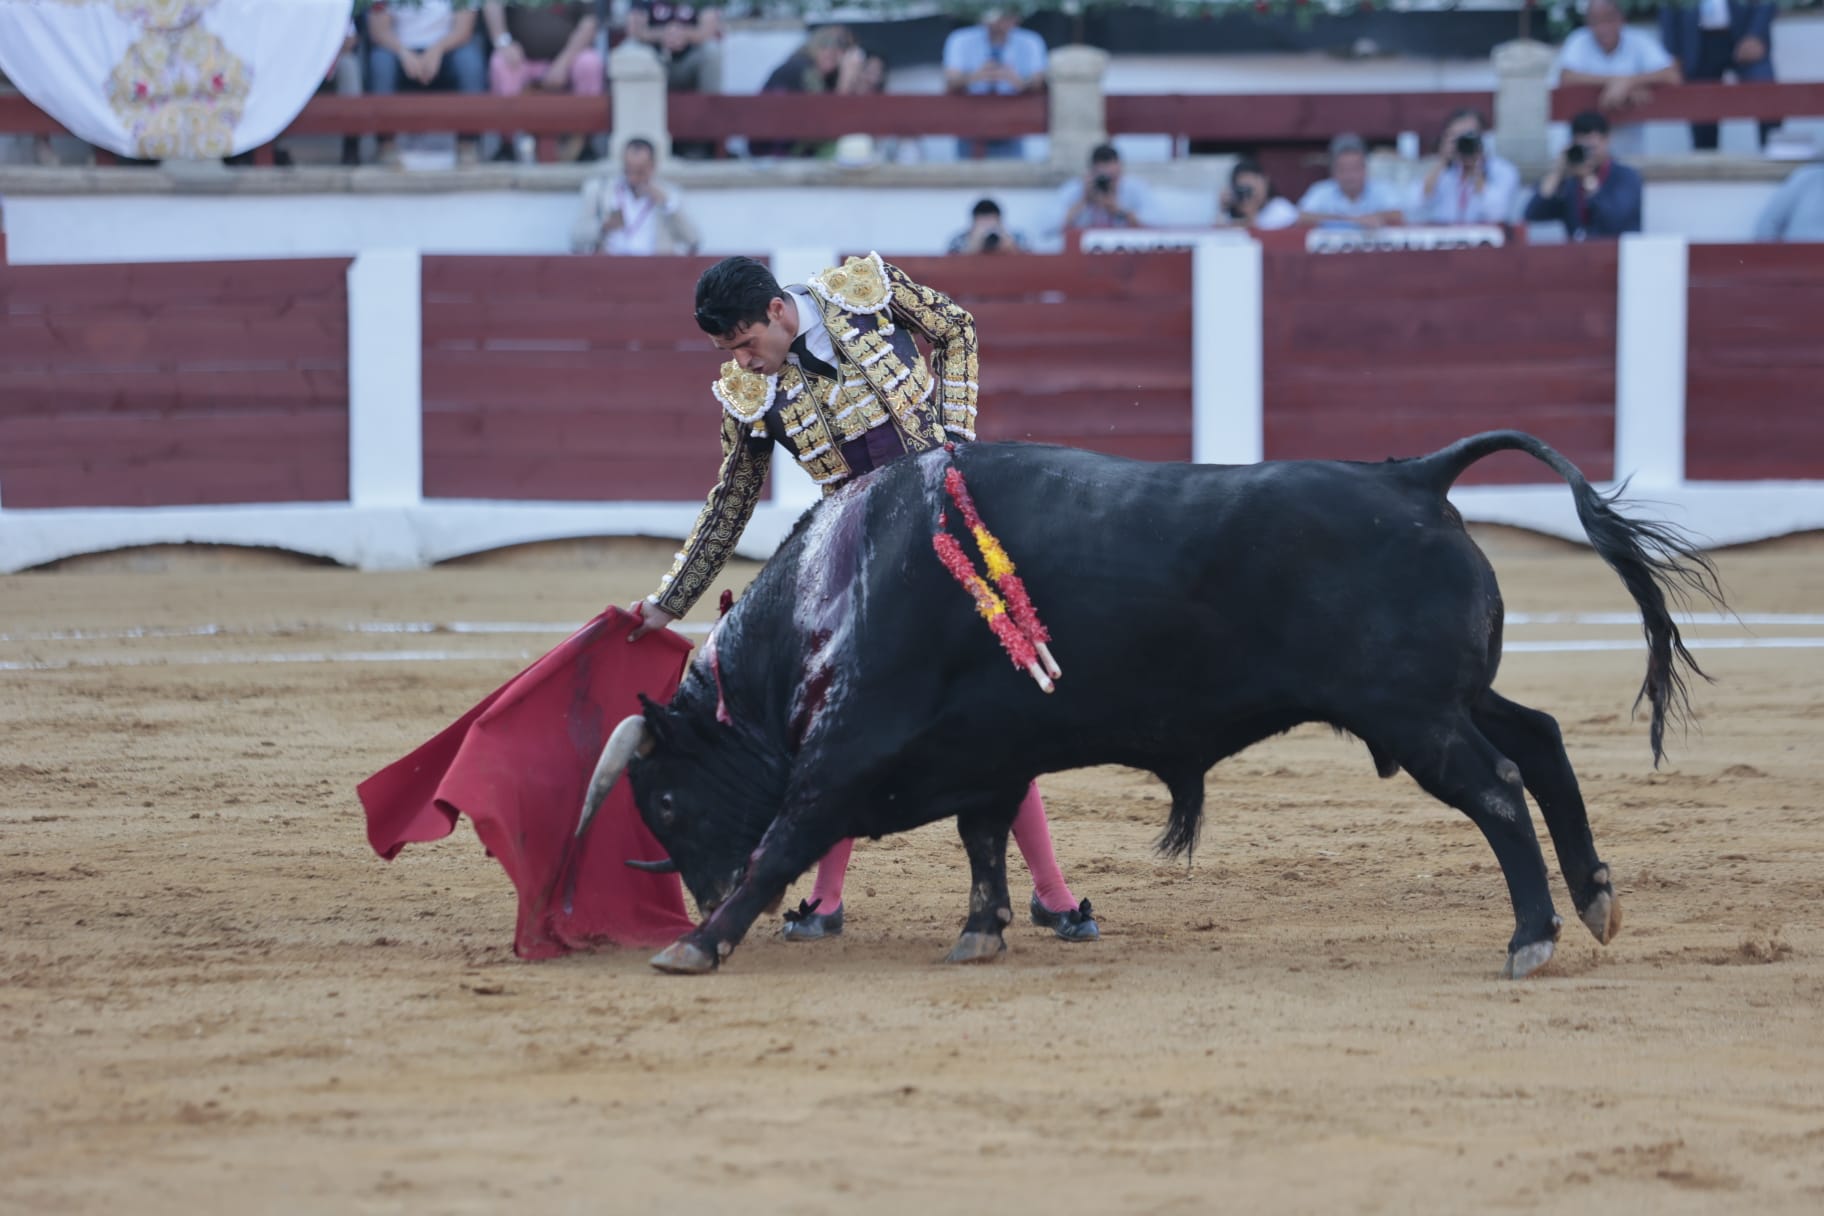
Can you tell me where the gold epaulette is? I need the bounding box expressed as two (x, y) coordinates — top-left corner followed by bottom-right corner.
(711, 359), (775, 426)
(808, 251), (891, 314)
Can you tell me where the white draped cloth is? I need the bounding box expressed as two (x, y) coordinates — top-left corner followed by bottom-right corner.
(0, 0), (353, 159)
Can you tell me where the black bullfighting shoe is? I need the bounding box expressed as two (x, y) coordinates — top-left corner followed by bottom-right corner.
(780, 899), (843, 942)
(1030, 894), (1100, 942)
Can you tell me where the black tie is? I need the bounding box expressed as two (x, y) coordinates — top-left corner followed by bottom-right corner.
(790, 332), (840, 383)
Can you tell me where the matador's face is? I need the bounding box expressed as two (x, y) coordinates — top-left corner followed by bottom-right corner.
(712, 295), (798, 377)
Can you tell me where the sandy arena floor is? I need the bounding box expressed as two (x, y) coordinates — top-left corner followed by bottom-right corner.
(2, 531), (1822, 1214)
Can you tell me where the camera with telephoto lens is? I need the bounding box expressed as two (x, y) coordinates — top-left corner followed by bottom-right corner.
(982, 230), (1003, 252)
(1093, 173), (1114, 195)
(1565, 143), (1587, 167)
(1455, 133), (1481, 160)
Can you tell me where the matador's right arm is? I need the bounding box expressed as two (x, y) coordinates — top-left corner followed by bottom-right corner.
(649, 410), (773, 618)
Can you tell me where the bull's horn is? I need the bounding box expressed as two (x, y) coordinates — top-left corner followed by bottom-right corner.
(575, 715), (653, 844)
(624, 858), (679, 874)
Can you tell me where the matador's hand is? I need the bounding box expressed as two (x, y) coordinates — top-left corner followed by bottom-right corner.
(626, 599), (680, 642)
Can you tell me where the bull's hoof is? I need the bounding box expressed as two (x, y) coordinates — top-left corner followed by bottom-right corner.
(1502, 938), (1556, 980)
(650, 939), (718, 975)
(1579, 868), (1623, 945)
(943, 932), (1007, 965)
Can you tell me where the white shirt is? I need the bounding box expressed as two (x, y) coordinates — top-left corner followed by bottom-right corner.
(1246, 197), (1300, 231)
(1699, 0), (1732, 30)
(942, 24), (1048, 95)
(784, 285), (837, 371)
(390, 0), (455, 51)
(1409, 155), (1522, 225)
(1553, 26), (1676, 79)
(602, 179), (682, 256)
(1297, 178), (1404, 226)
(1551, 28), (1672, 157)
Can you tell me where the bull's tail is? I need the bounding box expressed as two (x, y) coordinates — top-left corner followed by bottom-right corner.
(1410, 430), (1726, 765)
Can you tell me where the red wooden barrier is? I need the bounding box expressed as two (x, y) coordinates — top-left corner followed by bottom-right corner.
(669, 92), (1047, 142)
(419, 255), (750, 502)
(1263, 244), (1619, 484)
(1685, 243), (1824, 481)
(270, 93), (610, 164)
(1551, 81), (1824, 124)
(0, 259), (352, 508)
(1106, 91), (1494, 143)
(877, 253), (1194, 463)
(1105, 91), (1494, 195)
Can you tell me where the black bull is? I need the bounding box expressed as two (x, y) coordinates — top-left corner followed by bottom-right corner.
(571, 433), (1723, 978)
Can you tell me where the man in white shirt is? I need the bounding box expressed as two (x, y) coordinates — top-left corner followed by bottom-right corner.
(1297, 133), (1405, 229)
(367, 0), (488, 166)
(1552, 0), (1682, 159)
(1409, 109), (1522, 226)
(942, 8), (1047, 160)
(571, 138), (701, 256)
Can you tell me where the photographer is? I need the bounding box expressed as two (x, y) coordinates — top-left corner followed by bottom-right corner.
(1219, 159), (1299, 231)
(1410, 109), (1520, 226)
(1523, 110), (1643, 239)
(947, 198), (1029, 254)
(1051, 144), (1154, 237)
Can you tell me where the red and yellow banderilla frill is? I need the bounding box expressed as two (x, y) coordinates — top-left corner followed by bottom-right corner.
(930, 453), (1063, 693)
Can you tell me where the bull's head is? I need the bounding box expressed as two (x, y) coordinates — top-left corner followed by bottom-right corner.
(578, 694), (789, 917)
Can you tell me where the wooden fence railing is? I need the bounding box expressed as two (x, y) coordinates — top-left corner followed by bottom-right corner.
(8, 81), (1824, 168)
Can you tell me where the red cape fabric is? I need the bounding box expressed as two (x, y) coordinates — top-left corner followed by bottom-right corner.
(357, 608), (698, 959)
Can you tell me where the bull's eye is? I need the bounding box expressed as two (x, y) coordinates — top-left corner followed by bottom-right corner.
(659, 793), (675, 816)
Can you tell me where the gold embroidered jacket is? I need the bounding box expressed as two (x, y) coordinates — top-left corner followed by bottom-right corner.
(651, 252), (979, 617)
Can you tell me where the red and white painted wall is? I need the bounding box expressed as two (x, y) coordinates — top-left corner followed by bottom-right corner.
(2, 238), (1821, 573)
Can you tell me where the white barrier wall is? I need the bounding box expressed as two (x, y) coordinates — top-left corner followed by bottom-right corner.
(0, 170), (1801, 265)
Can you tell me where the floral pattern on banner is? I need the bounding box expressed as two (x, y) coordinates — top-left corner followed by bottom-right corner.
(108, 21), (251, 158)
(98, 1), (253, 159)
(0, 0), (347, 158)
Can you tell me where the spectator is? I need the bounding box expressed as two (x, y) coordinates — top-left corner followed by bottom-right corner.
(1523, 110), (1643, 239)
(1409, 109), (1521, 226)
(1297, 134), (1405, 229)
(1660, 0), (1777, 151)
(1219, 158), (1299, 231)
(571, 137), (701, 255)
(859, 49), (888, 95)
(943, 7), (1047, 161)
(1553, 0), (1681, 160)
(626, 1), (723, 94)
(483, 1), (602, 163)
(368, 0), (487, 167)
(1751, 162), (1824, 241)
(757, 26), (868, 159)
(947, 198), (1029, 254)
(763, 25), (867, 96)
(1051, 144), (1154, 237)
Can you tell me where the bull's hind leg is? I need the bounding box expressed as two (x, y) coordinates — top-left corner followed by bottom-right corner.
(944, 807), (1016, 964)
(1473, 691), (1621, 946)
(1397, 716), (1563, 979)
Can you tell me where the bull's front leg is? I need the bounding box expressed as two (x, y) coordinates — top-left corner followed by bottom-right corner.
(943, 809), (1015, 964)
(649, 815), (837, 976)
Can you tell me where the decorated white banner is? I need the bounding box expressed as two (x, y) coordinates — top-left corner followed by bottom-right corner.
(0, 0), (353, 160)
